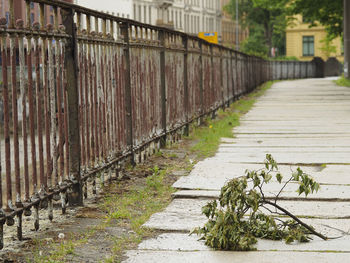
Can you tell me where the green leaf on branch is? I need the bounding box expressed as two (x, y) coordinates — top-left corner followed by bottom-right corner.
(276, 173), (283, 183)
(192, 154), (325, 251)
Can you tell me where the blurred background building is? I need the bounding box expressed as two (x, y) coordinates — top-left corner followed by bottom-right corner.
(0, 0), (73, 25)
(286, 15), (344, 61)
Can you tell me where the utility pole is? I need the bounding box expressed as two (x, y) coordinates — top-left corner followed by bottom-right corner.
(345, 0), (350, 79)
(235, 0), (239, 50)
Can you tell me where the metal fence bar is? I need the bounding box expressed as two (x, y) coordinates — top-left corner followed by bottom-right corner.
(62, 8), (82, 206)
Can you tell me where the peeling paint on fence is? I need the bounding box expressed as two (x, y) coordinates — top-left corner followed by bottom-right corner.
(0, 0), (321, 250)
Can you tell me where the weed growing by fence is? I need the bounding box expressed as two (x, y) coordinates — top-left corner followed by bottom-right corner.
(192, 154), (327, 251)
(335, 75), (350, 87)
(189, 81), (275, 158)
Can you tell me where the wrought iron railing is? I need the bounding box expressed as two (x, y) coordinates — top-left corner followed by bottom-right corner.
(0, 0), (317, 249)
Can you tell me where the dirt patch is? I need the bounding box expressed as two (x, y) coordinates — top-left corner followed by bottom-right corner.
(0, 137), (198, 263)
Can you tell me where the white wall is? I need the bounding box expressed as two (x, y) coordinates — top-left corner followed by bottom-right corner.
(75, 0), (222, 40)
(75, 0), (133, 18)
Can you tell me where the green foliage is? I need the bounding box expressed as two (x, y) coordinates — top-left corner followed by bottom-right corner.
(146, 165), (165, 191)
(189, 112), (240, 158)
(288, 0), (343, 39)
(190, 82), (274, 158)
(335, 75), (350, 87)
(240, 26), (269, 57)
(192, 154), (321, 250)
(224, 0), (291, 56)
(320, 35), (338, 57)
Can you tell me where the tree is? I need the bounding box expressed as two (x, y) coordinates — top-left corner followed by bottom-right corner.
(320, 35), (338, 57)
(224, 0), (290, 56)
(288, 0), (343, 39)
(240, 25), (269, 57)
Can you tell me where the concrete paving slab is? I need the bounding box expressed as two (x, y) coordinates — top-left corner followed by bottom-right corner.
(238, 120), (350, 126)
(173, 163), (350, 190)
(233, 134), (350, 138)
(172, 190), (220, 199)
(233, 122), (350, 128)
(261, 200), (350, 218)
(143, 211), (206, 232)
(217, 146), (350, 153)
(220, 137), (350, 147)
(125, 79), (350, 263)
(143, 198), (350, 233)
(212, 152), (350, 164)
(123, 250), (350, 263)
(137, 233), (350, 252)
(172, 182), (350, 200)
(233, 129), (350, 134)
(144, 206), (350, 236)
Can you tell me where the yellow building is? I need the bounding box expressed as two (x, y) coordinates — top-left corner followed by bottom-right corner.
(286, 15), (343, 62)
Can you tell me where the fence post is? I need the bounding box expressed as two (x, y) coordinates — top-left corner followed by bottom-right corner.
(183, 35), (189, 136)
(199, 41), (204, 123)
(120, 22), (134, 162)
(210, 45), (216, 119)
(230, 51), (234, 101)
(61, 8), (82, 206)
(345, 0), (350, 78)
(219, 48), (224, 109)
(159, 30), (167, 147)
(226, 51), (230, 105)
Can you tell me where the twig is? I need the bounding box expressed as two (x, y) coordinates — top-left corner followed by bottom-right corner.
(320, 224), (349, 239)
(263, 199), (328, 240)
(257, 185), (265, 200)
(274, 176), (293, 204)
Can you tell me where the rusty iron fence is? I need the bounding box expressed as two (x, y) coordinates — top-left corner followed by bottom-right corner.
(0, 0), (318, 249)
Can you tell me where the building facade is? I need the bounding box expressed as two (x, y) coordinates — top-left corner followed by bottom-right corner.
(74, 0), (222, 42)
(131, 0), (222, 40)
(0, 0), (73, 25)
(131, 0), (223, 41)
(74, 0), (133, 18)
(286, 15), (343, 61)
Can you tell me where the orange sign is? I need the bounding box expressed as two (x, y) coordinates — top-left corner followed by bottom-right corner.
(198, 32), (218, 44)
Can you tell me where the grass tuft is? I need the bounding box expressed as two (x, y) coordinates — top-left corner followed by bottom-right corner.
(189, 81), (275, 158)
(335, 75), (350, 87)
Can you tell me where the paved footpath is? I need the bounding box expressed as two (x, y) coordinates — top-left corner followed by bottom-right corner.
(124, 78), (350, 263)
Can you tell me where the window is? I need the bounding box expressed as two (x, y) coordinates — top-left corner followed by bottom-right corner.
(180, 12), (182, 28)
(303, 36), (314, 56)
(50, 15), (54, 25)
(149, 6), (152, 24)
(133, 4), (136, 20)
(30, 13), (34, 24)
(175, 11), (178, 28)
(30, 2), (34, 9)
(138, 5), (141, 21)
(5, 12), (9, 25)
